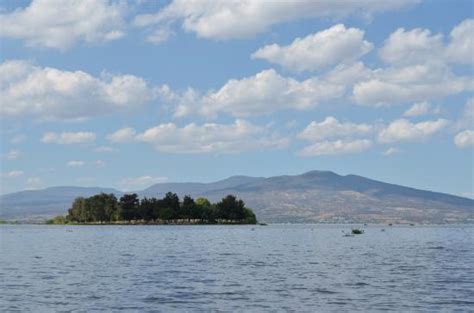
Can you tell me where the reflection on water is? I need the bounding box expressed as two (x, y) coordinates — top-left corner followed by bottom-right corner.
(1, 224), (473, 311)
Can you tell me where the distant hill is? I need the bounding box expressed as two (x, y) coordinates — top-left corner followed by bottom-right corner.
(0, 186), (122, 221)
(1, 171), (473, 223)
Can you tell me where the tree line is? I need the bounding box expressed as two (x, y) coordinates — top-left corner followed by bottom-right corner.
(64, 192), (257, 224)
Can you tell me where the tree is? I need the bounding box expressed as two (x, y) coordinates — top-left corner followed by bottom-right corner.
(217, 195), (245, 221)
(67, 197), (86, 222)
(163, 192), (180, 219)
(196, 197), (213, 222)
(119, 194), (139, 221)
(65, 192), (257, 224)
(139, 198), (156, 221)
(181, 195), (197, 221)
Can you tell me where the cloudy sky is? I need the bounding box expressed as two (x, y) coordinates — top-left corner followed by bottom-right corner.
(0, 0), (473, 196)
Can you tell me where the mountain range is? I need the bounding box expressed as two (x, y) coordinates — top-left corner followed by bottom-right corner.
(1, 170), (473, 223)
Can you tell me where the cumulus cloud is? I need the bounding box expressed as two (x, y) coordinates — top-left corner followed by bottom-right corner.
(377, 118), (449, 143)
(446, 19), (474, 64)
(0, 60), (153, 120)
(41, 132), (96, 144)
(380, 19), (474, 65)
(299, 139), (372, 156)
(134, 0), (418, 41)
(297, 117), (373, 156)
(251, 24), (373, 72)
(119, 175), (168, 191)
(454, 130), (474, 148)
(0, 0), (126, 50)
(67, 160), (85, 167)
(2, 170), (24, 178)
(171, 69), (345, 118)
(379, 27), (444, 65)
(352, 62), (473, 106)
(353, 20), (474, 106)
(403, 101), (433, 117)
(298, 117), (373, 141)
(106, 127), (137, 143)
(109, 120), (288, 154)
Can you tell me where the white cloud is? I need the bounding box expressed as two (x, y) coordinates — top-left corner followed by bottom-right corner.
(324, 62), (373, 86)
(297, 117), (373, 156)
(457, 97), (474, 130)
(353, 21), (474, 107)
(378, 118), (449, 143)
(380, 19), (474, 65)
(352, 62), (473, 106)
(134, 0), (418, 41)
(403, 101), (432, 117)
(251, 24), (373, 72)
(299, 139), (372, 156)
(26, 177), (44, 189)
(119, 175), (168, 191)
(379, 27), (443, 65)
(41, 132), (96, 144)
(4, 149), (21, 160)
(298, 117), (373, 141)
(2, 170), (24, 178)
(0, 60), (153, 120)
(446, 19), (474, 64)
(67, 160), (85, 167)
(134, 119), (288, 154)
(383, 147), (400, 156)
(171, 69), (345, 118)
(0, 0), (126, 50)
(146, 27), (174, 44)
(106, 127), (137, 143)
(454, 130), (474, 148)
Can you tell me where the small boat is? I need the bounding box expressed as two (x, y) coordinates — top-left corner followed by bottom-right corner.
(351, 228), (365, 235)
(259, 223), (268, 226)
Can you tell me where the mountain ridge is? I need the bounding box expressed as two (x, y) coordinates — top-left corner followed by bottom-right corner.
(1, 170), (472, 223)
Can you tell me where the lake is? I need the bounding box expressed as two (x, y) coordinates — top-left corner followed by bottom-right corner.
(1, 224), (473, 312)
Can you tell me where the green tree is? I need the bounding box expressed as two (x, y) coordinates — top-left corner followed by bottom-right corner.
(139, 198), (156, 221)
(119, 194), (139, 221)
(217, 195), (245, 221)
(163, 192), (180, 219)
(67, 197), (86, 222)
(181, 195), (196, 221)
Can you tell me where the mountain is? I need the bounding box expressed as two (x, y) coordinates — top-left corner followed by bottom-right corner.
(0, 186), (121, 221)
(1, 171), (472, 223)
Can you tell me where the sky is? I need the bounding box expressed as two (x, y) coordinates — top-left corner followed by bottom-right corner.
(0, 0), (473, 197)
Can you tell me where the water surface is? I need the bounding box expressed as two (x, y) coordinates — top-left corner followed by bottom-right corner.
(1, 224), (473, 312)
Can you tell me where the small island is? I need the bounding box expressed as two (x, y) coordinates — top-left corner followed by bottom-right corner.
(48, 193), (257, 225)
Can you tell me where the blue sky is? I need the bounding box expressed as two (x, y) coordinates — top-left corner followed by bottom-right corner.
(0, 0), (473, 196)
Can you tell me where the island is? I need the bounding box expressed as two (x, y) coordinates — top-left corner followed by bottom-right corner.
(47, 193), (257, 225)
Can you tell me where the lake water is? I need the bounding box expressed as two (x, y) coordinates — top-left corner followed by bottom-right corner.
(1, 224), (473, 312)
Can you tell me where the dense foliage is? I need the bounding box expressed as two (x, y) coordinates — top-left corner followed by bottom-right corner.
(65, 192), (257, 224)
